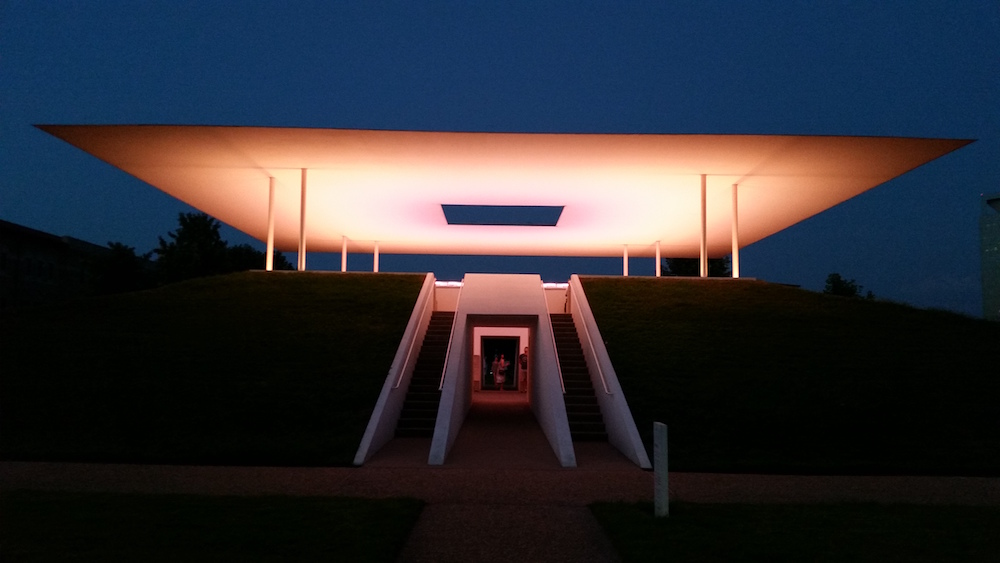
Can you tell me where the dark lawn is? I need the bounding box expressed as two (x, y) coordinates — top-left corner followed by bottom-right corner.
(1, 490), (422, 563)
(591, 501), (1000, 563)
(0, 271), (424, 466)
(581, 277), (1000, 475)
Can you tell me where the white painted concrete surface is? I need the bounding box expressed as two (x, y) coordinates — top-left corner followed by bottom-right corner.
(430, 274), (575, 467)
(434, 286), (461, 312)
(353, 273), (437, 465)
(544, 286), (568, 314)
(568, 275), (652, 469)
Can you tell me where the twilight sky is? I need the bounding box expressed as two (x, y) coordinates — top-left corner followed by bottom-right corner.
(2, 2), (997, 316)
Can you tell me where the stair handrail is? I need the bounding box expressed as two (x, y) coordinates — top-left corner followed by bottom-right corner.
(569, 280), (611, 395)
(548, 313), (567, 394)
(394, 275), (436, 389)
(438, 284), (462, 391)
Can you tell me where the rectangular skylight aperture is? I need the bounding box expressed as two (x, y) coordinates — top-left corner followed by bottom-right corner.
(442, 204), (564, 226)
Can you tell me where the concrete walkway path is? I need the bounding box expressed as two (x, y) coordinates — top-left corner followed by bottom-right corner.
(369, 396), (641, 561)
(4, 461), (998, 507)
(1, 398), (648, 562)
(3, 398), (999, 561)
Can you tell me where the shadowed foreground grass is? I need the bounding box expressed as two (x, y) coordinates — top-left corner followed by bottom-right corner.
(0, 272), (424, 466)
(582, 277), (1000, 475)
(1, 491), (422, 563)
(591, 501), (1000, 563)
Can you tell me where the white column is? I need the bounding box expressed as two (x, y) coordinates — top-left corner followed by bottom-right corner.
(655, 240), (661, 277)
(265, 176), (275, 272)
(731, 183), (740, 279)
(373, 242), (379, 273)
(341, 235), (348, 272)
(622, 245), (629, 276)
(297, 168), (307, 271)
(700, 174), (708, 278)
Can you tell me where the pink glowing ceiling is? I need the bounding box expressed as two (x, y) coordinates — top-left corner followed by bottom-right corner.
(39, 125), (970, 257)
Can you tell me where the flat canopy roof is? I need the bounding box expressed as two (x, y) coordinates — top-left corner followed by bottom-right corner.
(40, 125), (970, 257)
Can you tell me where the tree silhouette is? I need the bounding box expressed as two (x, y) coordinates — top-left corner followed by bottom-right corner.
(226, 243), (294, 272)
(154, 213), (228, 283)
(153, 213), (293, 283)
(94, 242), (154, 294)
(662, 255), (732, 277)
(824, 273), (874, 299)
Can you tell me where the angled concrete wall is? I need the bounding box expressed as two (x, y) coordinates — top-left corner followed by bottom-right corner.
(429, 273), (576, 467)
(434, 284), (462, 312)
(568, 275), (652, 469)
(544, 285), (569, 313)
(529, 308), (576, 467)
(353, 273), (436, 465)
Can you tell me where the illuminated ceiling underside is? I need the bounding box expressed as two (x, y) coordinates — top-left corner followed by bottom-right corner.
(39, 125), (970, 257)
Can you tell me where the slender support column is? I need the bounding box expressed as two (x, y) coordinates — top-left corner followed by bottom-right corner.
(373, 242), (379, 273)
(731, 183), (740, 279)
(655, 240), (661, 277)
(700, 174), (708, 278)
(297, 168), (308, 271)
(622, 245), (629, 276)
(341, 236), (348, 272)
(265, 177), (275, 272)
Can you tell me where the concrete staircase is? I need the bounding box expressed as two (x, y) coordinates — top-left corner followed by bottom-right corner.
(396, 311), (455, 437)
(550, 313), (607, 442)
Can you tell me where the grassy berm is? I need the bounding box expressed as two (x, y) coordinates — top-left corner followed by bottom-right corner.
(0, 271), (424, 466)
(582, 277), (1000, 475)
(591, 501), (1000, 563)
(2, 491), (423, 563)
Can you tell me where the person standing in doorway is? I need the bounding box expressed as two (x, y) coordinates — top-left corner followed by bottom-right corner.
(519, 347), (528, 392)
(496, 354), (507, 390)
(491, 354), (501, 390)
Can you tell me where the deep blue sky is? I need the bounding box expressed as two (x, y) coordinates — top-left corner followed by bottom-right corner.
(2, 2), (997, 316)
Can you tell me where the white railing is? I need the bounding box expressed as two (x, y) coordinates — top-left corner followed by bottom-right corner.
(547, 312), (567, 394)
(394, 275), (436, 389)
(580, 315), (611, 395)
(569, 280), (611, 395)
(438, 285), (463, 391)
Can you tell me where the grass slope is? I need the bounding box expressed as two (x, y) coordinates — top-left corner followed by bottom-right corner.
(582, 277), (1000, 475)
(2, 491), (423, 562)
(591, 501), (1000, 563)
(0, 271), (424, 466)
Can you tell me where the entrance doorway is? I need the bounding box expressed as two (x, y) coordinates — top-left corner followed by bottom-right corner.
(481, 336), (519, 391)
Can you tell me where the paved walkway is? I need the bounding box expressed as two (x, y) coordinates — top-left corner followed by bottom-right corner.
(5, 461), (998, 506)
(3, 397), (999, 561)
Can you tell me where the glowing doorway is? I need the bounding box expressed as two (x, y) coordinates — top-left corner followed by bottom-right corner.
(481, 336), (519, 391)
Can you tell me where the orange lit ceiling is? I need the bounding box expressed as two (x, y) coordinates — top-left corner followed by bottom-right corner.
(39, 125), (970, 257)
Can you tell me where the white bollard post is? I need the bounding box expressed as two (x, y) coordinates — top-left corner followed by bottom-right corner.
(654, 422), (669, 517)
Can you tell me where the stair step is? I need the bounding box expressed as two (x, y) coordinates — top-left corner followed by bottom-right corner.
(403, 391), (440, 399)
(551, 313), (608, 443)
(397, 420), (436, 430)
(570, 431), (608, 442)
(569, 422), (604, 433)
(401, 411), (438, 419)
(396, 311), (456, 437)
(395, 427), (434, 438)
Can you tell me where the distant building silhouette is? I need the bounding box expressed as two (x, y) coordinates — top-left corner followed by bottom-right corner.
(0, 219), (109, 310)
(981, 194), (1000, 321)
